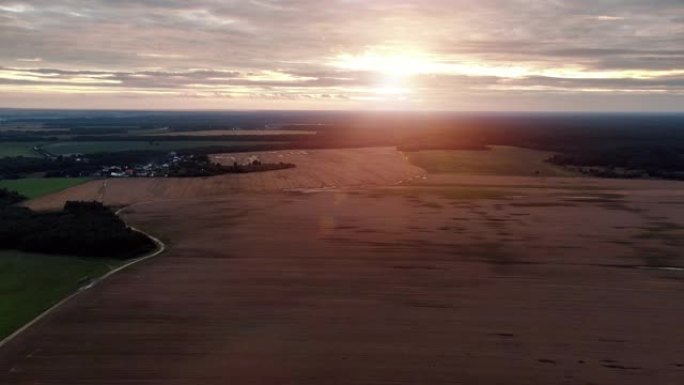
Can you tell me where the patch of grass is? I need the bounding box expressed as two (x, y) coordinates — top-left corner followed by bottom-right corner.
(559, 193), (625, 204)
(405, 146), (577, 176)
(633, 247), (679, 268)
(0, 142), (42, 158)
(0, 251), (120, 339)
(42, 140), (282, 155)
(636, 222), (684, 243)
(0, 177), (92, 199)
(626, 222), (683, 268)
(408, 181), (619, 192)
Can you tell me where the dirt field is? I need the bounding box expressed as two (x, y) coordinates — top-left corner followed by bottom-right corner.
(2, 172), (683, 384)
(26, 147), (425, 210)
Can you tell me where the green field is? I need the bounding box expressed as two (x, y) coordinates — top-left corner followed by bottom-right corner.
(406, 146), (577, 177)
(42, 140), (280, 155)
(0, 251), (119, 340)
(0, 178), (92, 199)
(0, 142), (42, 158)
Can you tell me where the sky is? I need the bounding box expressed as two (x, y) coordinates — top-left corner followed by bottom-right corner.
(0, 0), (683, 111)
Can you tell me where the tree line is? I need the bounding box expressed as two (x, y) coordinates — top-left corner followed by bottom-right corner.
(168, 154), (295, 177)
(547, 146), (684, 180)
(0, 189), (156, 259)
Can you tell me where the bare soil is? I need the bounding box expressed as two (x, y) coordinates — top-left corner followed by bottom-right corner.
(26, 147), (425, 210)
(2, 170), (683, 384)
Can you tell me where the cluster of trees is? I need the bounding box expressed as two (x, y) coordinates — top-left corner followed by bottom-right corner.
(0, 194), (155, 259)
(0, 155), (90, 178)
(548, 146), (684, 180)
(0, 187), (25, 206)
(168, 155), (295, 177)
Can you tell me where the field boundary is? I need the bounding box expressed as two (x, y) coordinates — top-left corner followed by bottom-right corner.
(0, 208), (165, 350)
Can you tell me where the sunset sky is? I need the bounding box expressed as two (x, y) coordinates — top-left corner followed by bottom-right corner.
(1, 0), (683, 111)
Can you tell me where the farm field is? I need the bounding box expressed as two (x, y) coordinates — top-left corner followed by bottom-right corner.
(405, 146), (577, 177)
(40, 140), (284, 155)
(26, 147), (426, 210)
(2, 146), (683, 384)
(25, 146), (678, 212)
(1, 176), (683, 384)
(0, 142), (41, 158)
(0, 178), (92, 199)
(0, 251), (118, 340)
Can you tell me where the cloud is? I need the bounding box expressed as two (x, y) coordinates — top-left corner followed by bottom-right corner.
(0, 0), (682, 110)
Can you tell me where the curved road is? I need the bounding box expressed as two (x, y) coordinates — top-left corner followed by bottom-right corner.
(0, 206), (166, 351)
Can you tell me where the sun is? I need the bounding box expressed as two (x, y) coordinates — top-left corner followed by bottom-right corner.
(331, 49), (440, 78)
(330, 49), (442, 101)
(330, 48), (537, 85)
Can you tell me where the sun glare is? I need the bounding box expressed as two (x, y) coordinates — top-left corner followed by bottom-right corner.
(329, 49), (438, 101)
(331, 50), (441, 78)
(329, 49), (530, 101)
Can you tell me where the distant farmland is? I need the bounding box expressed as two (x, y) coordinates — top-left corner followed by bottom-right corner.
(0, 178), (92, 200)
(151, 129), (317, 136)
(405, 146), (577, 177)
(0, 142), (42, 158)
(26, 147), (426, 210)
(41, 140), (284, 155)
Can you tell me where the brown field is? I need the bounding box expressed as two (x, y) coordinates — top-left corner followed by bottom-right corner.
(2, 147), (684, 384)
(26, 147), (425, 210)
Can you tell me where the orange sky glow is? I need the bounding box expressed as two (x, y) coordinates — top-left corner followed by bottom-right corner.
(1, 1), (682, 111)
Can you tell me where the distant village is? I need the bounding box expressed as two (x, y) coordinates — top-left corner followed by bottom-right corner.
(97, 152), (290, 178)
(100, 151), (183, 178)
(25, 144), (294, 179)
(33, 147), (196, 178)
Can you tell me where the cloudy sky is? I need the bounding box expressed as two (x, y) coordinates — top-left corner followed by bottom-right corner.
(0, 0), (683, 111)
